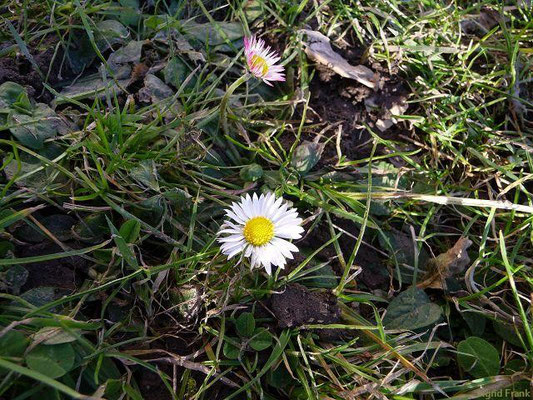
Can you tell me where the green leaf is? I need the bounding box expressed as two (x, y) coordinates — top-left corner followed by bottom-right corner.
(129, 159), (160, 191)
(13, 91), (32, 111)
(163, 57), (189, 89)
(0, 81), (26, 109)
(94, 20), (129, 49)
(223, 341), (240, 360)
(244, 0), (264, 22)
(8, 104), (64, 150)
(0, 241), (15, 258)
(457, 337), (500, 378)
(225, 330), (291, 400)
(492, 320), (524, 347)
(306, 263), (338, 289)
(240, 163), (263, 182)
(73, 213), (110, 243)
(26, 343), (75, 379)
(106, 216), (139, 270)
(14, 215), (76, 243)
(382, 287), (441, 330)
(33, 327), (81, 345)
(0, 330), (28, 357)
(235, 312), (255, 337)
(462, 312), (486, 336)
(118, 0), (140, 26)
(379, 229), (430, 282)
(250, 328), (272, 351)
(57, 70), (130, 103)
(119, 219), (141, 243)
(19, 287), (69, 309)
(291, 141), (324, 174)
(183, 21), (243, 46)
(4, 265), (29, 294)
(108, 40), (143, 65)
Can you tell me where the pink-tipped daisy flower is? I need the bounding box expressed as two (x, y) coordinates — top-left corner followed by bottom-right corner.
(243, 35), (285, 86)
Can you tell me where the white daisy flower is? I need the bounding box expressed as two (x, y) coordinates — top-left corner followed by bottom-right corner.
(218, 193), (303, 275)
(243, 35), (285, 86)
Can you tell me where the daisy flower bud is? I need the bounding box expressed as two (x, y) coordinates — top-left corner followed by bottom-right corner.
(218, 193), (303, 275)
(243, 35), (285, 86)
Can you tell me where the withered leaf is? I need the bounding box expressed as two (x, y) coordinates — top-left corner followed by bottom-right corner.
(299, 29), (379, 89)
(418, 237), (472, 290)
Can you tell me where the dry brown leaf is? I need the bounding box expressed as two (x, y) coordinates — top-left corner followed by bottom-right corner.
(300, 29), (380, 89)
(418, 237), (472, 290)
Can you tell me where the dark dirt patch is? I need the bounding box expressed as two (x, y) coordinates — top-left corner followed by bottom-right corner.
(0, 37), (72, 103)
(271, 283), (341, 340)
(18, 242), (89, 291)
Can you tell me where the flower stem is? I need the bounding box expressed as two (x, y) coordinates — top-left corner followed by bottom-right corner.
(219, 74), (251, 162)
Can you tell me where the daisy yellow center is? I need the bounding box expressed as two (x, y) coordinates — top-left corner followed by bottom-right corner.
(250, 54), (269, 77)
(243, 216), (274, 246)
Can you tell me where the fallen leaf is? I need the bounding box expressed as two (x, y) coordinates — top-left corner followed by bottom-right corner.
(300, 29), (379, 89)
(418, 237), (472, 290)
(138, 74), (174, 103)
(108, 40), (144, 65)
(364, 91), (408, 132)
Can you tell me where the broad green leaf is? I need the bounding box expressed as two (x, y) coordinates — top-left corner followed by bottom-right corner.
(182, 21), (243, 46)
(108, 40), (143, 65)
(223, 341), (240, 360)
(457, 337), (500, 378)
(250, 328), (272, 351)
(95, 20), (129, 49)
(382, 287), (441, 330)
(16, 215), (76, 243)
(291, 141), (324, 174)
(164, 57), (189, 89)
(379, 229), (430, 282)
(73, 213), (110, 243)
(118, 0), (141, 26)
(235, 312), (255, 337)
(225, 329), (291, 400)
(0, 81), (26, 109)
(26, 343), (75, 379)
(119, 219), (141, 243)
(8, 104), (63, 150)
(33, 327), (81, 345)
(169, 285), (200, 319)
(19, 287), (69, 309)
(462, 312), (486, 336)
(0, 330), (28, 357)
(492, 320), (524, 347)
(57, 71), (130, 103)
(129, 159), (160, 191)
(306, 263), (338, 289)
(240, 163), (263, 182)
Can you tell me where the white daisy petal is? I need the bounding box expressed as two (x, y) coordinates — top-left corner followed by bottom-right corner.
(275, 225), (304, 240)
